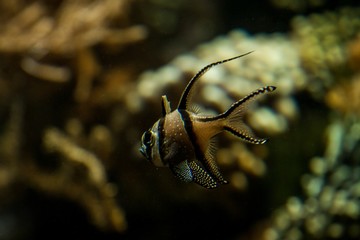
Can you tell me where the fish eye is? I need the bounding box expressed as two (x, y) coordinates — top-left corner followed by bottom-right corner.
(140, 130), (154, 160)
(142, 130), (153, 145)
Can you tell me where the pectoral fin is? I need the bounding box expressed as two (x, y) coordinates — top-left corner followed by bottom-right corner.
(170, 161), (193, 183)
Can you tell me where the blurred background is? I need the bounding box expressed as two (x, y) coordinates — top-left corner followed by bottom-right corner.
(0, 0), (359, 239)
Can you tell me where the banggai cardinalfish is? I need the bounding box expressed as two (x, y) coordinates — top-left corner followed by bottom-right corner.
(140, 52), (276, 189)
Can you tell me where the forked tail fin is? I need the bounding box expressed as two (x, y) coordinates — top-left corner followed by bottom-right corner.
(221, 86), (276, 144)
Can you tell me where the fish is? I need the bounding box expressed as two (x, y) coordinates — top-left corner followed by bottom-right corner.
(139, 52), (276, 189)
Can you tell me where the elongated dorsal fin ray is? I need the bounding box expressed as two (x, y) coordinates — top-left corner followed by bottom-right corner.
(177, 51), (254, 110)
(161, 95), (171, 116)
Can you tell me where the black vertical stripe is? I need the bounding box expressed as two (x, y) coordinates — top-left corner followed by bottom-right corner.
(178, 110), (205, 163)
(157, 117), (166, 163)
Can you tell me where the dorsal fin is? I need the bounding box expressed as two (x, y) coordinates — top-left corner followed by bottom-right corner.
(161, 95), (171, 116)
(177, 51), (253, 110)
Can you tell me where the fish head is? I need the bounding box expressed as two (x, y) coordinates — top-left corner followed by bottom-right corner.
(139, 120), (163, 166)
(139, 129), (153, 160)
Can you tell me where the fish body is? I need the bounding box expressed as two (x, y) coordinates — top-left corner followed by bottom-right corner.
(140, 52), (276, 188)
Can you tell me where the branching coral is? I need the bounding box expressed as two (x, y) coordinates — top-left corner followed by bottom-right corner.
(0, 101), (127, 232)
(292, 7), (360, 95)
(325, 75), (360, 116)
(325, 37), (360, 116)
(0, 0), (147, 234)
(0, 0), (147, 101)
(0, 0), (146, 55)
(34, 127), (126, 231)
(263, 121), (360, 240)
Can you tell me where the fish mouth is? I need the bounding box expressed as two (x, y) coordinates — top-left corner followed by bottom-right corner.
(139, 146), (148, 159)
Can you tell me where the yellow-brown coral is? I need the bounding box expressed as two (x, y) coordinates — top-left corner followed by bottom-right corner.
(292, 7), (360, 91)
(325, 76), (360, 116)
